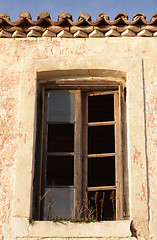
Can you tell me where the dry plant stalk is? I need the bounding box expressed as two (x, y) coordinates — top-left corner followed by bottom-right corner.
(88, 199), (91, 211)
(110, 190), (115, 220)
(87, 200), (95, 219)
(76, 204), (84, 219)
(94, 191), (98, 220)
(100, 191), (105, 220)
(87, 200), (94, 218)
(40, 188), (50, 201)
(91, 191), (98, 220)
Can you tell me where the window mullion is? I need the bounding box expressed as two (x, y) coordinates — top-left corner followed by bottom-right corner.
(82, 92), (88, 216)
(114, 90), (123, 220)
(121, 85), (129, 219)
(74, 90), (83, 218)
(39, 88), (48, 220)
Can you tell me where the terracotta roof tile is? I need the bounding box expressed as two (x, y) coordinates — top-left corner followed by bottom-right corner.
(0, 11), (157, 38)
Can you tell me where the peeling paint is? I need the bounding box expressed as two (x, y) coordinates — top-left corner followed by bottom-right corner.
(136, 184), (147, 202)
(133, 146), (143, 169)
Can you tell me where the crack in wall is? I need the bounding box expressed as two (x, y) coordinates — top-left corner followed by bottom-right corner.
(142, 59), (150, 233)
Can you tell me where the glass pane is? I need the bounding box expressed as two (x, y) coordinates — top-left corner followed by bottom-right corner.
(88, 125), (115, 154)
(46, 156), (74, 186)
(88, 190), (116, 221)
(88, 157), (115, 187)
(88, 94), (114, 122)
(44, 187), (74, 220)
(47, 124), (74, 152)
(47, 91), (75, 122)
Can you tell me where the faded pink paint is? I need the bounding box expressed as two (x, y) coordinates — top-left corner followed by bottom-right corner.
(0, 41), (22, 238)
(136, 184), (147, 202)
(146, 91), (157, 132)
(28, 84), (35, 96)
(52, 40), (61, 47)
(24, 133), (27, 144)
(18, 121), (28, 144)
(141, 184), (146, 201)
(133, 146), (143, 169)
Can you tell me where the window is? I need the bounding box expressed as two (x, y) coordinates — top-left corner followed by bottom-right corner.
(33, 82), (125, 221)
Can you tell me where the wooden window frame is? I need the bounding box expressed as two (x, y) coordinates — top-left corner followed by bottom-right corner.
(81, 90), (123, 220)
(33, 79), (126, 221)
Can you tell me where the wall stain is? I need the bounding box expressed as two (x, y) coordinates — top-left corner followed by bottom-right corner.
(133, 146), (143, 169)
(136, 184), (147, 202)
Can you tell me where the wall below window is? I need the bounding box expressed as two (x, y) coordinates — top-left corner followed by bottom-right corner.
(0, 37), (156, 240)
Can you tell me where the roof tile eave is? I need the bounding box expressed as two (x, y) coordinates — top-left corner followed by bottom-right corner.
(0, 12), (157, 38)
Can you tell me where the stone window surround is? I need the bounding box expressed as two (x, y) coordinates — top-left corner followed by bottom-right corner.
(11, 56), (148, 239)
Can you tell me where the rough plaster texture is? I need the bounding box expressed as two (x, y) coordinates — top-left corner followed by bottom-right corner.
(0, 37), (156, 240)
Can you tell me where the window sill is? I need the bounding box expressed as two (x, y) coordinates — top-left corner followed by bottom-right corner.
(13, 217), (131, 238)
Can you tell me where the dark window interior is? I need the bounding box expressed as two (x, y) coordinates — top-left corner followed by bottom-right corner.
(88, 94), (114, 122)
(46, 156), (74, 186)
(88, 157), (115, 187)
(88, 125), (115, 154)
(47, 124), (74, 152)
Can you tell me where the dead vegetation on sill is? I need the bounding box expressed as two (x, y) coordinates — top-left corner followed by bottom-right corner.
(52, 216), (97, 223)
(28, 216), (97, 225)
